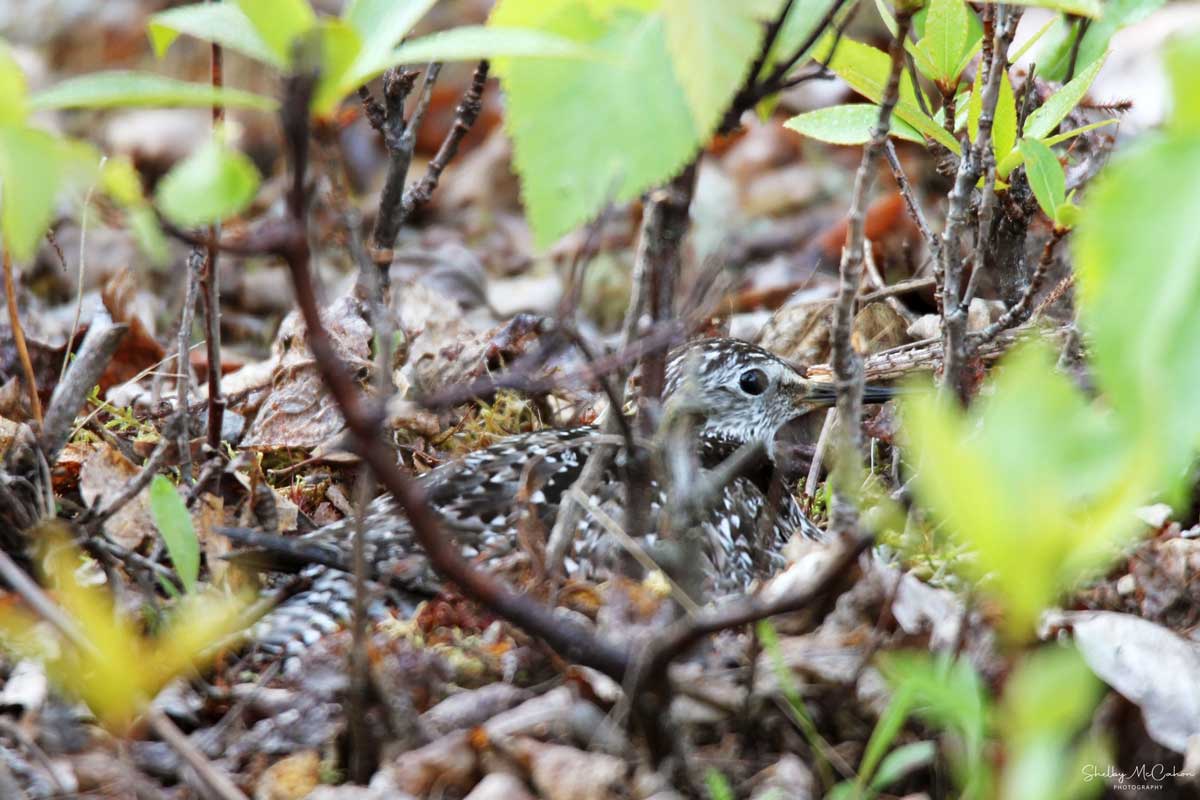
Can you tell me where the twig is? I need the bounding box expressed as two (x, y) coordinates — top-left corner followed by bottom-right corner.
(146, 707), (249, 800)
(396, 61), (489, 223)
(202, 7), (226, 455)
(3, 250), (42, 424)
(805, 408), (837, 498)
(0, 545), (94, 656)
(369, 64), (427, 258)
(883, 141), (939, 264)
(1064, 17), (1091, 84)
(176, 249), (202, 484)
(40, 320), (129, 464)
(828, 10), (913, 536)
(939, 5), (1021, 401)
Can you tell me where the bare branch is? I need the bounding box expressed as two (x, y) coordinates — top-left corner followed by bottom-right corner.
(829, 10), (913, 536)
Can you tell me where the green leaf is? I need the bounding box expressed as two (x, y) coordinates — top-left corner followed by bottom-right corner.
(101, 158), (169, 266)
(1037, 0), (1164, 81)
(903, 343), (1152, 641)
(234, 0), (315, 66)
(813, 35), (961, 153)
(1019, 138), (1065, 223)
(999, 646), (1106, 799)
(490, 0), (700, 247)
(1074, 127), (1200, 486)
(662, 0), (774, 136)
(148, 475), (199, 592)
(155, 139), (260, 227)
(784, 103), (925, 145)
(148, 3), (282, 67)
(967, 67), (1017, 160)
(384, 26), (594, 72)
(0, 129), (96, 261)
(311, 19), (363, 118)
(1040, 117), (1118, 147)
(0, 44), (29, 125)
(871, 741), (936, 790)
(878, 651), (990, 792)
(30, 71), (277, 111)
(703, 769), (735, 800)
(1024, 55), (1105, 140)
(917, 0), (970, 84)
(344, 0), (437, 85)
(976, 0), (1101, 17)
(858, 685), (916, 789)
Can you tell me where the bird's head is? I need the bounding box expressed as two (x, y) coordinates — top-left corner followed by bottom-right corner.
(663, 338), (890, 457)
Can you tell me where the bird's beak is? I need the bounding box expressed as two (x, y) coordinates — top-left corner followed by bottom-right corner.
(799, 380), (896, 407)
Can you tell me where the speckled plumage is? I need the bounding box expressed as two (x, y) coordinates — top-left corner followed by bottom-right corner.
(252, 338), (834, 663)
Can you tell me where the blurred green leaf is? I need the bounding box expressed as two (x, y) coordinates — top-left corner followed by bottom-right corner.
(813, 35), (961, 153)
(916, 0), (971, 84)
(661, 0), (775, 136)
(101, 158), (169, 265)
(1019, 138), (1066, 223)
(1074, 90), (1200, 486)
(1024, 55), (1105, 140)
(872, 741), (936, 790)
(148, 3), (281, 66)
(30, 71), (277, 111)
(858, 684), (916, 791)
(235, 0), (315, 66)
(0, 129), (96, 262)
(149, 475), (199, 592)
(784, 103), (925, 145)
(878, 651), (990, 795)
(0, 44), (29, 125)
(490, 0), (699, 247)
(387, 26), (594, 69)
(1041, 118), (1118, 147)
(1037, 0), (1164, 81)
(311, 18), (363, 117)
(904, 343), (1152, 641)
(155, 138), (260, 227)
(999, 646), (1106, 800)
(704, 769), (735, 800)
(1166, 34), (1200, 132)
(344, 0), (437, 84)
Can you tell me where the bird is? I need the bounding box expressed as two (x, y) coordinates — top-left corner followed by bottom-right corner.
(242, 337), (893, 663)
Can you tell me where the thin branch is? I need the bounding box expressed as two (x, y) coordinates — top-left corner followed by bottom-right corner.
(939, 4), (1021, 401)
(176, 249), (202, 485)
(86, 416), (181, 528)
(369, 65), (425, 258)
(3, 251), (42, 424)
(883, 140), (939, 264)
(202, 6), (225, 455)
(146, 707), (249, 800)
(828, 10), (913, 536)
(396, 61), (489, 222)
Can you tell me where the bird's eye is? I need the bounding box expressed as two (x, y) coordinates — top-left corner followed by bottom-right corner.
(738, 368), (768, 396)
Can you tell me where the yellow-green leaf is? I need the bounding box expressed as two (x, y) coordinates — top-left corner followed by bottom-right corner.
(1019, 137), (1065, 223)
(149, 475), (200, 592)
(234, 0), (315, 66)
(148, 3), (281, 67)
(1024, 55), (1106, 140)
(155, 139), (260, 227)
(30, 71), (277, 111)
(784, 103), (925, 145)
(0, 44), (29, 125)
